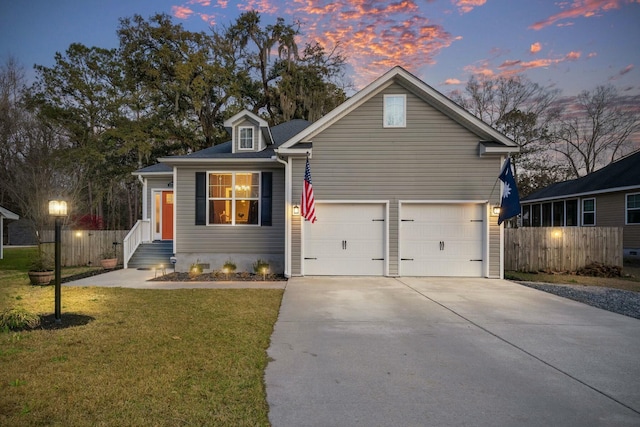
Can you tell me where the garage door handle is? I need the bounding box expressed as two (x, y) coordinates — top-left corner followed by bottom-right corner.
(372, 258), (384, 261)
(470, 259), (483, 262)
(304, 257), (317, 260)
(401, 258), (414, 261)
(401, 219), (414, 222)
(470, 219), (483, 222)
(372, 219), (385, 222)
(439, 241), (444, 250)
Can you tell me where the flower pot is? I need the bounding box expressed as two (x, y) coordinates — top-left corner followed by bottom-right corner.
(100, 258), (117, 269)
(28, 270), (54, 286)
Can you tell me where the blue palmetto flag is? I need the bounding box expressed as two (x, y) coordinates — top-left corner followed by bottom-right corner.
(498, 157), (521, 225)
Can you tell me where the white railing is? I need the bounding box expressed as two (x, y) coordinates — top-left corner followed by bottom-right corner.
(123, 219), (150, 268)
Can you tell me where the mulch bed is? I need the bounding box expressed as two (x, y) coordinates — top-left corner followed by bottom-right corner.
(150, 272), (287, 282)
(38, 313), (95, 330)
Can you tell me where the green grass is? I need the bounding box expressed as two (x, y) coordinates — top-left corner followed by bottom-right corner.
(0, 247), (38, 271)
(0, 247), (282, 426)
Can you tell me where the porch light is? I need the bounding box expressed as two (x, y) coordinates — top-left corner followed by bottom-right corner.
(492, 205), (501, 216)
(292, 205), (300, 216)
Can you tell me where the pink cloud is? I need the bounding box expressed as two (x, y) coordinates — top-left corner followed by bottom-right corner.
(289, 0), (461, 86)
(237, 0), (279, 13)
(189, 0), (211, 5)
(454, 0), (487, 14)
(200, 13), (217, 25)
(444, 78), (462, 85)
(530, 42), (542, 54)
(530, 0), (633, 30)
(609, 64), (635, 80)
(472, 51), (584, 78)
(172, 5), (194, 19)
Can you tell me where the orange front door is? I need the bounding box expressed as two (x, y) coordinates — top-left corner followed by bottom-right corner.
(161, 191), (174, 240)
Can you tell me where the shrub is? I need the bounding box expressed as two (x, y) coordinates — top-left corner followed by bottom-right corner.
(253, 259), (270, 275)
(189, 260), (203, 278)
(0, 308), (41, 331)
(223, 260), (237, 272)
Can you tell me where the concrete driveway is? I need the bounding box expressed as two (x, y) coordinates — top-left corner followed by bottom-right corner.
(265, 277), (640, 427)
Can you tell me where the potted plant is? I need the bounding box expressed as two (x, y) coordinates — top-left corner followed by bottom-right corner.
(100, 249), (118, 269)
(28, 249), (54, 286)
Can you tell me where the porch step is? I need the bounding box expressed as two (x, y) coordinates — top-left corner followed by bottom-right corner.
(128, 241), (174, 269)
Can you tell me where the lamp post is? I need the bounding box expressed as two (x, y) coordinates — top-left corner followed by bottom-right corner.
(49, 199), (68, 324)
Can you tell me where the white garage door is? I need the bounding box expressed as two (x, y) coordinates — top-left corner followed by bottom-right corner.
(304, 203), (386, 275)
(400, 204), (484, 277)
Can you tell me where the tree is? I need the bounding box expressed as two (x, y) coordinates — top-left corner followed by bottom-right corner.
(450, 75), (560, 180)
(275, 42), (348, 122)
(27, 43), (126, 226)
(0, 58), (72, 241)
(118, 13), (234, 149)
(548, 85), (640, 177)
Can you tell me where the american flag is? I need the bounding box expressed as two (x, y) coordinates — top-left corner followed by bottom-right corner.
(302, 157), (317, 223)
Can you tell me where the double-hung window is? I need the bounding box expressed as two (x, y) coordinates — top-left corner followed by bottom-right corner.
(627, 193), (640, 224)
(239, 127), (254, 150)
(383, 94), (406, 128)
(208, 172), (260, 225)
(582, 198), (595, 226)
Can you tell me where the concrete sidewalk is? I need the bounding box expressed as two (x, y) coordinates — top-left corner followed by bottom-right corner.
(63, 268), (287, 289)
(265, 277), (640, 427)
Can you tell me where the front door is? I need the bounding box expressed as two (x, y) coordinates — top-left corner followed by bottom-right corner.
(153, 190), (174, 240)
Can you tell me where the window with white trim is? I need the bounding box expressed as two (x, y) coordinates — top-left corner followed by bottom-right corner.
(208, 172), (260, 225)
(239, 127), (254, 150)
(582, 198), (595, 226)
(383, 94), (406, 128)
(627, 193), (640, 224)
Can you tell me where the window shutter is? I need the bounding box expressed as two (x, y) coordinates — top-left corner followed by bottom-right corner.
(261, 172), (272, 226)
(195, 172), (206, 225)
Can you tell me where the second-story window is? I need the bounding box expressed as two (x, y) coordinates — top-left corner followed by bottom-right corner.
(239, 127), (254, 150)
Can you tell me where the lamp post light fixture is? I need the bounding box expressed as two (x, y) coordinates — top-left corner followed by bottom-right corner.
(49, 198), (68, 324)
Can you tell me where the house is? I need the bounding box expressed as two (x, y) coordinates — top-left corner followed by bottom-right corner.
(0, 205), (19, 259)
(520, 150), (640, 258)
(129, 66), (519, 278)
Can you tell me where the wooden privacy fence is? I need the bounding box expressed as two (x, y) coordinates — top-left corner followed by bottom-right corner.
(40, 230), (128, 267)
(505, 227), (623, 272)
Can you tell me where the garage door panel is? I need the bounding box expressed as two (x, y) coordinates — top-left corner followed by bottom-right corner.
(304, 203), (385, 276)
(400, 204), (484, 277)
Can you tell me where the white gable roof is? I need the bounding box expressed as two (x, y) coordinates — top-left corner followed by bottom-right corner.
(277, 66), (518, 151)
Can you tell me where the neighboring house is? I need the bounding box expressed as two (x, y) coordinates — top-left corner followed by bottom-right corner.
(520, 150), (640, 257)
(0, 205), (19, 259)
(131, 66), (518, 278)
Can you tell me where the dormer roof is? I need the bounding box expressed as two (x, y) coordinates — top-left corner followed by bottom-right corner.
(223, 110), (274, 146)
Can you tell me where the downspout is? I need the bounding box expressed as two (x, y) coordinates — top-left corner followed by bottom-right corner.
(274, 154), (291, 278)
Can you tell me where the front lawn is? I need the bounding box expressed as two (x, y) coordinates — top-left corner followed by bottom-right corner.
(0, 247), (282, 426)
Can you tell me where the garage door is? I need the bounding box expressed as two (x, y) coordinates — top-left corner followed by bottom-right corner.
(304, 203), (386, 275)
(400, 204), (484, 277)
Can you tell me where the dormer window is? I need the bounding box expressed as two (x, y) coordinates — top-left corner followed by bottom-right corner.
(239, 126), (254, 150)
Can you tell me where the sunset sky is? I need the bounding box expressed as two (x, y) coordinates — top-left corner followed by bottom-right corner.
(1, 0), (639, 98)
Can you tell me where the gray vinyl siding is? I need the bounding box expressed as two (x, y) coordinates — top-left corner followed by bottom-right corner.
(596, 192), (640, 249)
(292, 82), (504, 277)
(174, 164), (285, 271)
